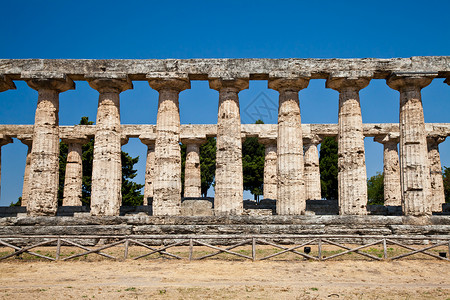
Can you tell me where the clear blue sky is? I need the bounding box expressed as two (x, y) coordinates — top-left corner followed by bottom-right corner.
(0, 0), (449, 205)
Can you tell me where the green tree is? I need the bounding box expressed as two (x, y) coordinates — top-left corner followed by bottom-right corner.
(242, 120), (265, 201)
(319, 136), (338, 200)
(443, 166), (450, 203)
(367, 172), (384, 205)
(58, 116), (144, 206)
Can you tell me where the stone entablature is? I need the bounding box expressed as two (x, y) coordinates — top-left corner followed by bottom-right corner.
(1, 57), (449, 218)
(0, 123), (449, 140)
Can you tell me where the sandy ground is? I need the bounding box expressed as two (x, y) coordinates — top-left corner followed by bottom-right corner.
(0, 259), (449, 299)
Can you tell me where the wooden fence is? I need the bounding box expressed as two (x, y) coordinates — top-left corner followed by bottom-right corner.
(0, 235), (449, 262)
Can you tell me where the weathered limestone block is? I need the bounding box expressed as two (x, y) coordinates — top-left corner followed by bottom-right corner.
(259, 138), (277, 200)
(269, 77), (309, 215)
(18, 137), (33, 207)
(0, 135), (13, 203)
(62, 138), (88, 206)
(326, 76), (370, 215)
(374, 134), (401, 206)
(148, 76), (190, 216)
(303, 135), (322, 200)
(139, 138), (155, 206)
(427, 135), (446, 212)
(26, 78), (75, 216)
(89, 78), (132, 216)
(182, 139), (205, 198)
(209, 78), (248, 215)
(387, 74), (435, 216)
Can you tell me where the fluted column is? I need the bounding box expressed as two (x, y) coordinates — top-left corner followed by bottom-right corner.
(326, 76), (370, 215)
(0, 135), (13, 203)
(209, 78), (248, 215)
(26, 77), (75, 216)
(182, 139), (205, 198)
(374, 134), (401, 206)
(140, 138), (155, 206)
(148, 76), (190, 216)
(269, 77), (309, 215)
(387, 74), (435, 216)
(259, 138), (277, 200)
(62, 138), (88, 206)
(427, 135), (446, 212)
(303, 135), (322, 200)
(18, 137), (33, 207)
(88, 78), (132, 216)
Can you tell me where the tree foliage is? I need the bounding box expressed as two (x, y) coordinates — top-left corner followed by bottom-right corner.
(199, 137), (216, 197)
(443, 166), (450, 203)
(319, 136), (338, 200)
(58, 117), (143, 206)
(242, 130), (265, 200)
(367, 172), (384, 205)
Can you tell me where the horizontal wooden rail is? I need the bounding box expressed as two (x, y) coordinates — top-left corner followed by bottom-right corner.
(0, 235), (448, 262)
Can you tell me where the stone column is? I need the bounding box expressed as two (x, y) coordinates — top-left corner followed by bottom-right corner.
(148, 76), (190, 216)
(259, 138), (277, 200)
(139, 138), (155, 206)
(0, 135), (13, 203)
(62, 138), (88, 206)
(374, 134), (401, 206)
(269, 77), (309, 215)
(209, 78), (248, 215)
(182, 139), (205, 198)
(427, 135), (446, 212)
(88, 78), (132, 216)
(387, 74), (435, 216)
(26, 77), (75, 216)
(18, 137), (33, 207)
(326, 76), (370, 215)
(303, 135), (322, 201)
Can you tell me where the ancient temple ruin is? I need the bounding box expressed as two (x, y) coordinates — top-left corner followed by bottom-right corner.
(0, 57), (449, 218)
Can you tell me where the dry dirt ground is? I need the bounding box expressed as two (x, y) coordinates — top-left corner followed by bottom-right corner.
(0, 258), (449, 299)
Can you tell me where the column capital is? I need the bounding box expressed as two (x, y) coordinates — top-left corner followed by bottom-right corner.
(181, 138), (207, 145)
(444, 77), (450, 86)
(373, 133), (399, 145)
(0, 75), (16, 92)
(139, 137), (156, 146)
(258, 137), (277, 146)
(303, 134), (322, 146)
(427, 134), (446, 147)
(147, 73), (190, 92)
(386, 73), (437, 91)
(26, 77), (75, 92)
(88, 78), (133, 93)
(326, 76), (371, 92)
(61, 137), (90, 145)
(268, 77), (309, 92)
(0, 135), (13, 146)
(18, 135), (33, 147)
(209, 78), (249, 92)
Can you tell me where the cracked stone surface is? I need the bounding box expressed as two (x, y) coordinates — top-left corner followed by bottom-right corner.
(26, 78), (74, 216)
(427, 135), (446, 212)
(89, 78), (132, 216)
(140, 139), (155, 206)
(269, 78), (309, 215)
(183, 140), (204, 198)
(62, 140), (87, 206)
(374, 134), (401, 206)
(210, 78), (248, 215)
(149, 78), (190, 216)
(327, 77), (370, 215)
(259, 139), (277, 200)
(387, 75), (435, 216)
(304, 135), (322, 201)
